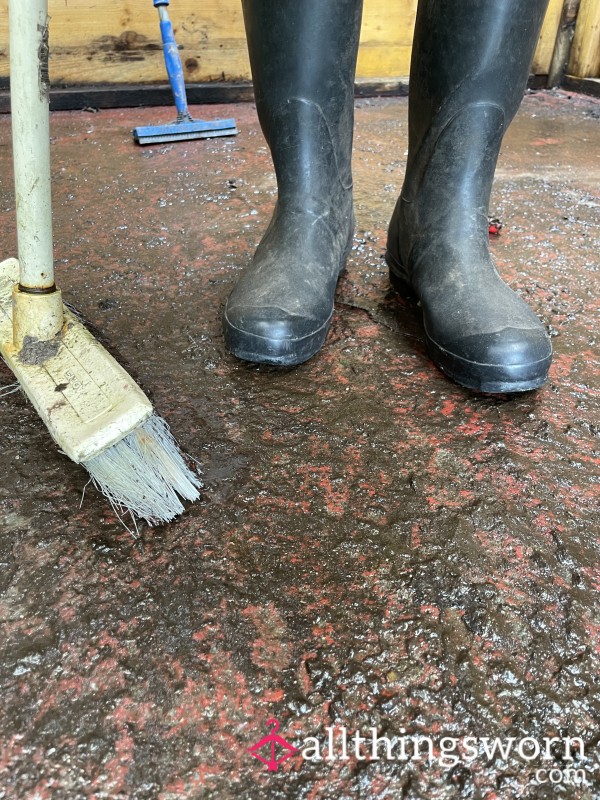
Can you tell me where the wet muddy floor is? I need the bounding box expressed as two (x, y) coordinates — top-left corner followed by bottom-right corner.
(0, 91), (599, 799)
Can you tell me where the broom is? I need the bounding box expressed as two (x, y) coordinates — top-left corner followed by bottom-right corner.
(0, 0), (201, 526)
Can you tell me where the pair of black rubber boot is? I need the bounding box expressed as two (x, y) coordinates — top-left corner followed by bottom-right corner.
(223, 0), (553, 393)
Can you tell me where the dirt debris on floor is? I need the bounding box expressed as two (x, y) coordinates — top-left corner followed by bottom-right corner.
(0, 90), (599, 799)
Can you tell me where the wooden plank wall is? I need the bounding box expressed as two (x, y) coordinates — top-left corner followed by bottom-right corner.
(568, 0), (600, 78)
(0, 0), (593, 86)
(533, 0), (567, 75)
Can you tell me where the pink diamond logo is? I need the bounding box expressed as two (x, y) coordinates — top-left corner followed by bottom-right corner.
(248, 718), (299, 771)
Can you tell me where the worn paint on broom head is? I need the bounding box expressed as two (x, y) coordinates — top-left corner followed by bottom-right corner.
(2, 0), (201, 526)
(133, 0), (238, 145)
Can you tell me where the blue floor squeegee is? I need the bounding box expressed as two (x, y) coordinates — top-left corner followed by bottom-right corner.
(133, 0), (238, 145)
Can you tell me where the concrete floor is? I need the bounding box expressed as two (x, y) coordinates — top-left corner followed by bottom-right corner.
(0, 90), (599, 799)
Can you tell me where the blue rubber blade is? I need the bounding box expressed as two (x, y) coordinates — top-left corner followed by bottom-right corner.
(133, 118), (238, 140)
(134, 128), (238, 144)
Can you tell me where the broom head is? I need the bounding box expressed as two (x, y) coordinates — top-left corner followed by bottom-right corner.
(0, 258), (201, 525)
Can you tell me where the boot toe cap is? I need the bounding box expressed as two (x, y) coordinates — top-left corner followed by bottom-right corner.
(453, 326), (552, 367)
(223, 303), (332, 365)
(426, 326), (553, 393)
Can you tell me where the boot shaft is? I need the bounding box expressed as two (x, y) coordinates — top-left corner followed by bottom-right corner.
(242, 0), (363, 201)
(405, 0), (550, 196)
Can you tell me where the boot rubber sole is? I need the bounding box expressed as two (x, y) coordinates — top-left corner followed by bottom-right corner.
(386, 251), (551, 394)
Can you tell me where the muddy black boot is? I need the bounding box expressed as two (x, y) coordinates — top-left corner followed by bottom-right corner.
(386, 0), (553, 393)
(223, 0), (363, 365)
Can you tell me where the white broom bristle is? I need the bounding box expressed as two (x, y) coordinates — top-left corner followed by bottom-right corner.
(83, 413), (201, 526)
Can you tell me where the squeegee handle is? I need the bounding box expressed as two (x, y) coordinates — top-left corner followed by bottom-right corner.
(154, 2), (191, 120)
(8, 0), (55, 290)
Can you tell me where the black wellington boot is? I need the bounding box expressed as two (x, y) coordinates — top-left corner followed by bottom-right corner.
(386, 0), (553, 393)
(223, 0), (363, 365)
